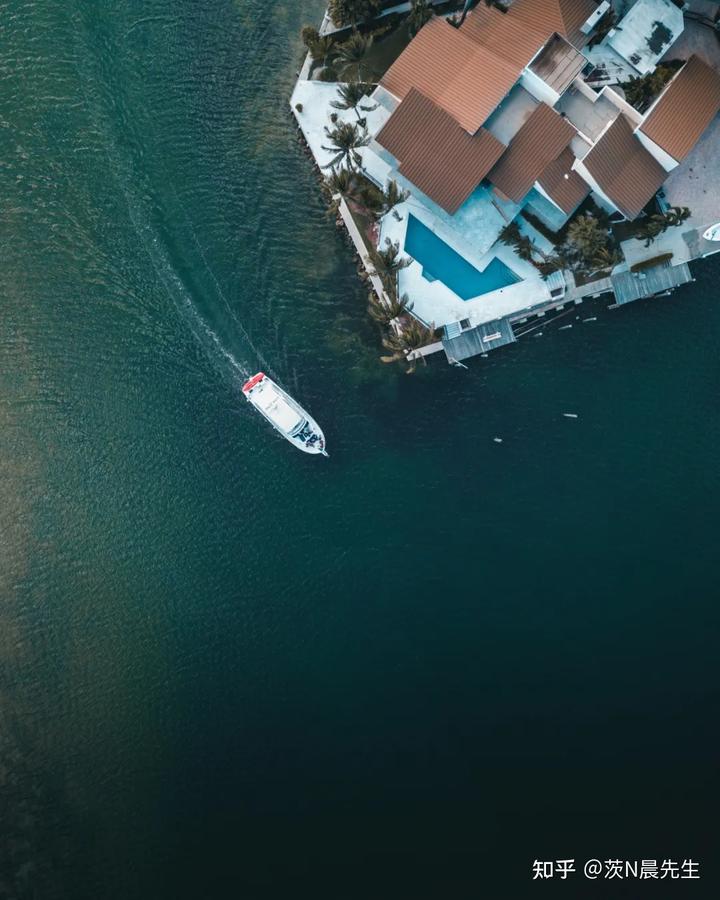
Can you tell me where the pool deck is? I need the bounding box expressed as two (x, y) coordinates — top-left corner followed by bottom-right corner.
(292, 78), (552, 330)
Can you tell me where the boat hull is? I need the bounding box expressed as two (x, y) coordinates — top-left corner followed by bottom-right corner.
(242, 373), (327, 455)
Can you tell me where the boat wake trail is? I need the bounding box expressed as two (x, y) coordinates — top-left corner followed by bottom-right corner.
(164, 178), (276, 379)
(73, 25), (271, 388)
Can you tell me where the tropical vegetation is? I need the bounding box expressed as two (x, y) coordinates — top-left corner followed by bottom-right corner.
(564, 214), (621, 274)
(381, 317), (439, 373)
(366, 239), (412, 292)
(328, 0), (382, 28)
(301, 27), (338, 74)
(330, 82), (375, 122)
(500, 212), (622, 278)
(620, 61), (683, 112)
(379, 179), (410, 217)
(407, 0), (435, 35)
(334, 30), (375, 81)
(367, 290), (413, 326)
(633, 206), (690, 246)
(322, 121), (370, 170)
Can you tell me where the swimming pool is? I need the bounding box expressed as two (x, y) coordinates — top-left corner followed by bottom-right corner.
(405, 215), (520, 301)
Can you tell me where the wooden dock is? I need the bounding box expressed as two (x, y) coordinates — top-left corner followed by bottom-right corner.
(611, 262), (693, 305)
(442, 318), (516, 361)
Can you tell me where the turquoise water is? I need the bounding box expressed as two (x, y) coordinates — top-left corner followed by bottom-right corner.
(1, 2), (719, 899)
(405, 214), (520, 299)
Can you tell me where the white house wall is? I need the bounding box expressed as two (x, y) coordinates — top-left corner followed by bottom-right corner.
(520, 68), (560, 107)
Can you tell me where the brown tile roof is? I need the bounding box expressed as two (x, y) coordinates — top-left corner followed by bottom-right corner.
(487, 103), (577, 202)
(381, 0), (598, 135)
(538, 147), (591, 213)
(375, 88), (506, 214)
(640, 55), (720, 162)
(582, 114), (666, 219)
(460, 2), (549, 69)
(381, 17), (525, 134)
(510, 0), (599, 49)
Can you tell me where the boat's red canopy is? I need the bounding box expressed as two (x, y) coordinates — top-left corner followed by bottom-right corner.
(242, 372), (265, 393)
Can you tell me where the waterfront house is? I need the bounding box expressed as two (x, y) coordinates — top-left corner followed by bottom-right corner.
(293, 0), (720, 362)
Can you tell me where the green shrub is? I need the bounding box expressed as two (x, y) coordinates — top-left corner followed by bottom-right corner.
(301, 25), (320, 47)
(328, 0), (382, 28)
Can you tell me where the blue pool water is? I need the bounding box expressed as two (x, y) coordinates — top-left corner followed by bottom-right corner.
(405, 214), (520, 301)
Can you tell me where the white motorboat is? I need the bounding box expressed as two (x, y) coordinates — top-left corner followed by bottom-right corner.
(702, 222), (720, 242)
(242, 372), (327, 456)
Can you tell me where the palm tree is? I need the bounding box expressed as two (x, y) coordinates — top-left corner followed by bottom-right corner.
(566, 214), (608, 262)
(498, 220), (522, 247)
(335, 30), (374, 82)
(634, 207), (690, 246)
(381, 318), (439, 374)
(407, 0), (434, 35)
(322, 120), (370, 170)
(634, 217), (665, 247)
(515, 235), (536, 262)
(367, 291), (413, 326)
(328, 0), (381, 28)
(323, 167), (361, 214)
(590, 245), (622, 272)
(366, 239), (412, 290)
(301, 28), (338, 72)
(380, 180), (410, 217)
(330, 82), (374, 121)
(357, 181), (385, 217)
(536, 254), (566, 279)
(324, 166), (356, 197)
(666, 206), (691, 227)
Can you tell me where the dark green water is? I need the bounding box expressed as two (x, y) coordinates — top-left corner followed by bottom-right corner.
(1, 1), (718, 897)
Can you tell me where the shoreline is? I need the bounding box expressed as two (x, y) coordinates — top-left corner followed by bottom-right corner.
(290, 2), (720, 366)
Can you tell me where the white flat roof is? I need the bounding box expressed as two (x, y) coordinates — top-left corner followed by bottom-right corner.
(607, 0), (683, 75)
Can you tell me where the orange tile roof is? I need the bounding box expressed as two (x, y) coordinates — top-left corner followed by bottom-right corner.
(510, 0), (599, 48)
(640, 55), (720, 162)
(460, 2), (549, 69)
(487, 103), (577, 202)
(381, 0), (598, 135)
(375, 89), (506, 214)
(583, 114), (666, 219)
(537, 147), (591, 213)
(381, 17), (525, 134)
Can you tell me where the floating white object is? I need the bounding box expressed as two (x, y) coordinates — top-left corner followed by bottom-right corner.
(559, 324), (573, 330)
(583, 317), (597, 322)
(702, 222), (720, 242)
(563, 413), (579, 419)
(493, 437), (503, 443)
(242, 373), (327, 455)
